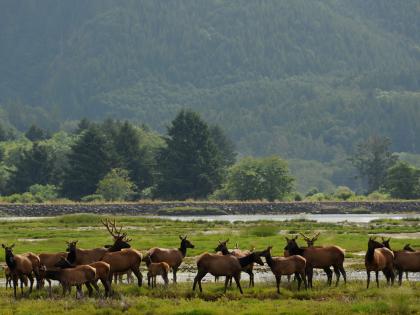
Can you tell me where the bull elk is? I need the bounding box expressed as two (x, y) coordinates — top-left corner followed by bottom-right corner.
(259, 246), (307, 293)
(193, 250), (264, 294)
(214, 239), (256, 287)
(148, 235), (194, 283)
(284, 235), (346, 288)
(2, 244), (37, 298)
(365, 237), (394, 288)
(381, 238), (420, 285)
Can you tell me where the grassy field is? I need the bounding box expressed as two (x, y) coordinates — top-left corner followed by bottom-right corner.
(0, 214), (419, 314)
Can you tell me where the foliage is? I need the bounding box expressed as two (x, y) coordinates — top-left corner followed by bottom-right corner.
(334, 186), (355, 200)
(96, 168), (136, 201)
(383, 161), (420, 199)
(25, 124), (48, 141)
(350, 136), (398, 193)
(156, 110), (224, 200)
(80, 194), (105, 203)
(224, 156), (294, 201)
(62, 126), (112, 199)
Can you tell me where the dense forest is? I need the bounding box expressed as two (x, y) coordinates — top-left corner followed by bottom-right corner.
(1, 1), (420, 193)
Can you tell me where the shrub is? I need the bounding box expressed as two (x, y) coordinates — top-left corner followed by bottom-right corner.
(81, 194), (105, 202)
(96, 168), (136, 201)
(367, 191), (391, 200)
(334, 186), (355, 200)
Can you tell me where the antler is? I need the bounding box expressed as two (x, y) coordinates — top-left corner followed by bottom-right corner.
(102, 218), (130, 241)
(299, 233), (310, 242)
(312, 232), (320, 242)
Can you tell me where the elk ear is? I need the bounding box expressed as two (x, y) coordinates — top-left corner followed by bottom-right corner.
(218, 240), (222, 244)
(184, 235), (187, 240)
(1, 244), (5, 248)
(179, 235), (183, 240)
(387, 238), (391, 242)
(11, 244), (15, 248)
(226, 239), (229, 243)
(294, 235), (298, 240)
(381, 237), (385, 242)
(285, 237), (289, 242)
(268, 245), (273, 250)
(65, 241), (69, 244)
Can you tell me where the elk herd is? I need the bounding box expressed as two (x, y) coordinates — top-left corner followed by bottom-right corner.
(1, 219), (420, 299)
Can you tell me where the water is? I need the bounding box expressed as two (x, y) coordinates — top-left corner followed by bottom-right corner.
(149, 213), (420, 223)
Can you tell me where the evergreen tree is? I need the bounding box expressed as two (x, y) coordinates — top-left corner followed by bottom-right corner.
(25, 124), (48, 141)
(209, 125), (237, 168)
(76, 118), (92, 134)
(113, 121), (154, 191)
(156, 110), (223, 199)
(8, 143), (53, 193)
(350, 136), (398, 193)
(62, 126), (112, 199)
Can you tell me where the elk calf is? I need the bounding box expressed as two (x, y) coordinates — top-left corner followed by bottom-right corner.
(260, 246), (307, 293)
(144, 255), (170, 288)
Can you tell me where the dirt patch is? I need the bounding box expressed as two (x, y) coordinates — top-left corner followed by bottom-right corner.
(17, 238), (48, 242)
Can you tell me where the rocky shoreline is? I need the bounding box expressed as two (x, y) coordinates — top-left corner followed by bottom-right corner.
(0, 201), (419, 217)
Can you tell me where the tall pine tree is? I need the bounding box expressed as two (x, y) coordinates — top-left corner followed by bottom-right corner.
(156, 110), (223, 199)
(62, 126), (112, 199)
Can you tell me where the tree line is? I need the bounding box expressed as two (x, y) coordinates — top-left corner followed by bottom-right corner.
(0, 110), (419, 203)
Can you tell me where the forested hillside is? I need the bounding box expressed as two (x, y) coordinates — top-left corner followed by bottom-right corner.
(1, 0), (420, 192)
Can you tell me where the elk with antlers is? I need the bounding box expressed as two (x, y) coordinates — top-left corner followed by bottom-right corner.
(147, 235), (194, 283)
(284, 235), (346, 288)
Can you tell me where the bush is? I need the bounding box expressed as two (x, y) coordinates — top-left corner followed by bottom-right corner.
(248, 225), (278, 237)
(305, 193), (328, 201)
(81, 194), (105, 202)
(29, 184), (59, 201)
(334, 186), (355, 200)
(305, 188), (319, 197)
(367, 191), (391, 201)
(293, 192), (303, 201)
(96, 168), (136, 201)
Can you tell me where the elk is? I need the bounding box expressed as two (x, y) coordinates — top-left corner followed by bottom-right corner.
(381, 238), (420, 285)
(365, 237), (394, 288)
(259, 246), (307, 293)
(144, 254), (170, 288)
(193, 250), (264, 294)
(2, 244), (36, 298)
(113, 271), (133, 284)
(298, 232), (335, 285)
(40, 262), (96, 298)
(65, 241), (111, 297)
(284, 235), (346, 288)
(148, 235), (194, 283)
(214, 239), (256, 287)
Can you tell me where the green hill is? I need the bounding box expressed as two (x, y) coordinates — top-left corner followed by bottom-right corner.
(1, 1), (420, 177)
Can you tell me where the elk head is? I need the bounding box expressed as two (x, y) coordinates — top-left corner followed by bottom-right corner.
(403, 244), (415, 252)
(179, 235), (194, 249)
(381, 237), (391, 250)
(368, 237), (384, 250)
(65, 240), (78, 252)
(102, 218), (132, 251)
(299, 232), (320, 247)
(259, 246), (273, 258)
(214, 239), (229, 252)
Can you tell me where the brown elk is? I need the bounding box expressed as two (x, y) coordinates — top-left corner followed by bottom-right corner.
(298, 232), (336, 285)
(144, 255), (170, 287)
(148, 235), (194, 283)
(259, 246), (307, 293)
(65, 241), (111, 297)
(214, 239), (256, 287)
(365, 237), (394, 288)
(2, 244), (37, 298)
(40, 262), (96, 298)
(284, 235), (346, 288)
(381, 238), (420, 285)
(193, 250), (264, 294)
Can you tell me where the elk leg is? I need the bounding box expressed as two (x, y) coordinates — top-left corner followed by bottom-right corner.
(19, 275), (24, 296)
(100, 278), (109, 297)
(233, 274), (243, 294)
(224, 276), (230, 293)
(306, 267), (313, 289)
(390, 268), (395, 286)
(163, 272), (169, 286)
(275, 275), (281, 294)
(366, 271), (370, 289)
(12, 274), (18, 299)
(86, 282), (93, 297)
(192, 270), (206, 292)
(229, 276), (233, 287)
(92, 280), (100, 293)
(172, 267), (177, 284)
(375, 271), (379, 288)
(324, 267), (332, 286)
(338, 265), (347, 284)
(131, 266), (143, 287)
(287, 275), (291, 283)
(214, 276), (218, 283)
(301, 271), (308, 289)
(246, 270), (254, 287)
(398, 269), (403, 286)
(405, 271), (409, 281)
(27, 273), (34, 295)
(333, 266), (340, 286)
(295, 272), (302, 290)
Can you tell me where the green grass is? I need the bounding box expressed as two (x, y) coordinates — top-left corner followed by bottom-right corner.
(0, 214), (419, 314)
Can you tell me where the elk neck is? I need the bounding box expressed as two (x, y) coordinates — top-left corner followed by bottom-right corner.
(264, 252), (274, 268)
(238, 252), (256, 267)
(67, 247), (77, 264)
(365, 246), (375, 263)
(5, 250), (16, 270)
(179, 242), (188, 258)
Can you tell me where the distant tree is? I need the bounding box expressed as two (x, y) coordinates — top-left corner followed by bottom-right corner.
(209, 125), (237, 168)
(8, 143), (53, 193)
(156, 110), (223, 199)
(0, 124), (7, 142)
(383, 161), (420, 199)
(225, 156), (294, 201)
(62, 126), (112, 199)
(350, 136), (398, 193)
(76, 118), (93, 134)
(25, 124), (48, 141)
(96, 168), (136, 201)
(333, 186), (355, 200)
(113, 121), (154, 191)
